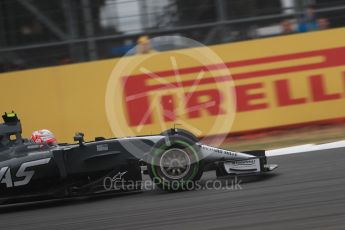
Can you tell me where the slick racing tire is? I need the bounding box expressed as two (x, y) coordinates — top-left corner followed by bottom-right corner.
(147, 136), (203, 192)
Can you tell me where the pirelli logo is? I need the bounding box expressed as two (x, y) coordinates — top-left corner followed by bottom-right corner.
(121, 46), (345, 129)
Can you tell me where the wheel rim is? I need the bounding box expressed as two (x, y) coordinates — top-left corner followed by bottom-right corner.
(159, 148), (191, 180)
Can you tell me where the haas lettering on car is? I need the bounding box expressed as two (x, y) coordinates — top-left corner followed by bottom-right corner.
(0, 158), (51, 188)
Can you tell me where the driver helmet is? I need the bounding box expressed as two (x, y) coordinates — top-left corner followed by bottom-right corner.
(31, 129), (57, 146)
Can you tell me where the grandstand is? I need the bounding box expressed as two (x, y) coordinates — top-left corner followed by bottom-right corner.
(0, 0), (344, 72)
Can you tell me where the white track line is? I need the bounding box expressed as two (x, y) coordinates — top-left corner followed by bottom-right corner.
(266, 140), (345, 157)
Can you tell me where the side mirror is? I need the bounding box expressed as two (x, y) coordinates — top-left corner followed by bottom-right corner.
(74, 132), (85, 146)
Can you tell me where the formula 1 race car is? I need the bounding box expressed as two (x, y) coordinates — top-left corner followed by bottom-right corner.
(0, 112), (277, 204)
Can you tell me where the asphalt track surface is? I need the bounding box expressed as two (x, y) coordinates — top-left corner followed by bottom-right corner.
(1, 147), (345, 230)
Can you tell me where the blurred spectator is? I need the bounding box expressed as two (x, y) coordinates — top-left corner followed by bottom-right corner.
(136, 35), (156, 55)
(111, 40), (135, 57)
(281, 20), (295, 34)
(318, 18), (330, 30)
(297, 6), (319, 32)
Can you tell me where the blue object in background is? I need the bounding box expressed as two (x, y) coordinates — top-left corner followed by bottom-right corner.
(298, 18), (319, 33)
(111, 44), (136, 56)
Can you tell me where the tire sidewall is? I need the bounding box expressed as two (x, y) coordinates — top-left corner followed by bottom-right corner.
(147, 136), (203, 191)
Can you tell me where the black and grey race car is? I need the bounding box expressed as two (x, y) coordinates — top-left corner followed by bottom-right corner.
(0, 112), (277, 204)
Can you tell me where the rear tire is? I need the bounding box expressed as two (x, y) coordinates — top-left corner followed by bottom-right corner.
(147, 136), (203, 192)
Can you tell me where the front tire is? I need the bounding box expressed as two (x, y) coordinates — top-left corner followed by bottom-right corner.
(147, 136), (203, 192)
